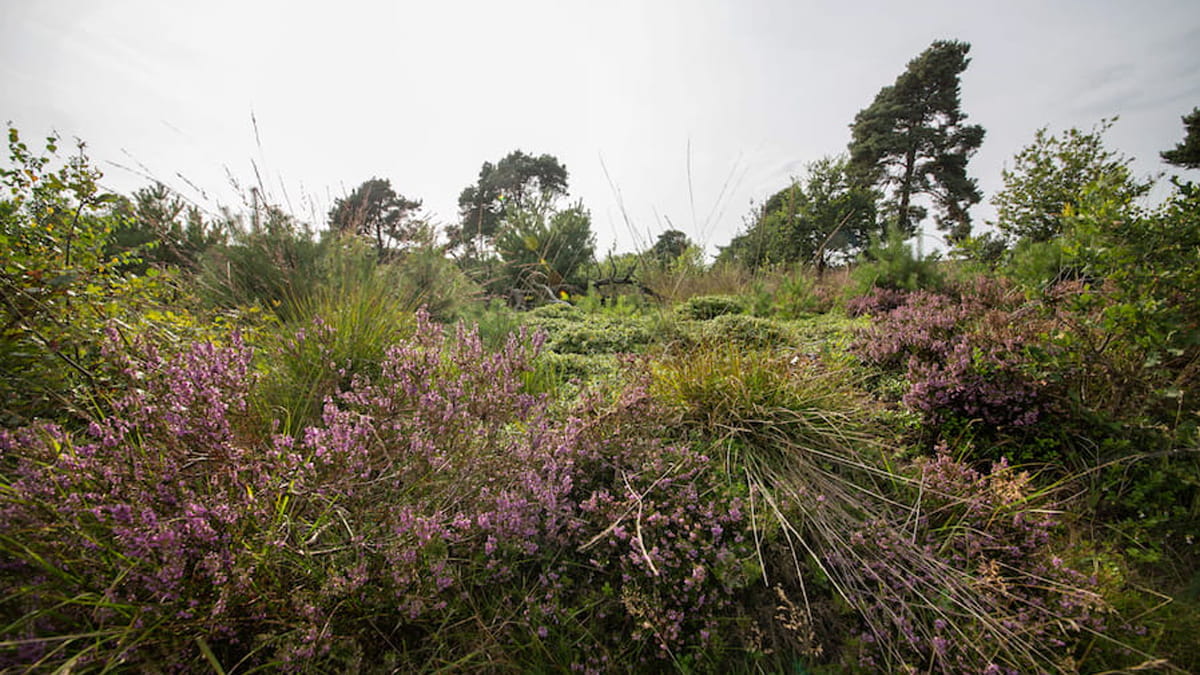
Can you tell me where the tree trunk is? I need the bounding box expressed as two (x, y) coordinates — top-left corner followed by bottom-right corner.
(897, 144), (917, 233)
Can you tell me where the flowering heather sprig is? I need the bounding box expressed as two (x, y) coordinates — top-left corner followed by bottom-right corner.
(2, 312), (758, 671)
(1, 332), (275, 669)
(834, 452), (1106, 673)
(846, 286), (911, 317)
(854, 290), (1050, 432)
(854, 291), (974, 368)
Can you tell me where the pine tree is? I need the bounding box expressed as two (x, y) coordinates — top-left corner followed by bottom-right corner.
(848, 40), (985, 243)
(1161, 107), (1200, 169)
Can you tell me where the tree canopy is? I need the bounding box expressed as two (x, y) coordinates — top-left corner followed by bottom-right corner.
(650, 229), (693, 266)
(493, 195), (595, 293)
(1161, 106), (1200, 169)
(992, 119), (1152, 244)
(451, 151), (569, 257)
(848, 40), (985, 243)
(328, 178), (423, 258)
(719, 156), (879, 270)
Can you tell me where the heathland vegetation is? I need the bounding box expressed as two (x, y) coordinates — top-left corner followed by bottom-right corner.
(2, 41), (1199, 673)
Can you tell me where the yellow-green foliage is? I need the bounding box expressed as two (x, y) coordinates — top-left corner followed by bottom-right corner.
(0, 126), (192, 424)
(649, 343), (868, 444)
(675, 294), (747, 320)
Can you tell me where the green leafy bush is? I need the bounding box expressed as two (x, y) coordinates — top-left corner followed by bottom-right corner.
(850, 226), (944, 294)
(694, 314), (794, 350)
(675, 294), (747, 320)
(0, 126), (184, 425)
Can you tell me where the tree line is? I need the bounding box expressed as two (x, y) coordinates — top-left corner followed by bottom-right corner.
(43, 40), (1200, 307)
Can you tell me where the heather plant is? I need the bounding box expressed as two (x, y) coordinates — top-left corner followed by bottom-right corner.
(646, 343), (1116, 672)
(1, 312), (763, 672)
(845, 285), (910, 317)
(852, 283), (1054, 444)
(0, 330), (273, 670)
(832, 452), (1117, 673)
(853, 290), (972, 369)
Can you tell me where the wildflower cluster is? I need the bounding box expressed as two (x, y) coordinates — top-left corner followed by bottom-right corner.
(853, 283), (1049, 432)
(1, 330), (269, 668)
(0, 312), (755, 671)
(836, 453), (1106, 673)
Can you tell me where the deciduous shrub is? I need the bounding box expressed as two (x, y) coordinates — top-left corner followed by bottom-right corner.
(0, 126), (189, 426)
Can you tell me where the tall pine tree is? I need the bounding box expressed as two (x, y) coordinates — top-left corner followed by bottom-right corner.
(848, 40), (985, 243)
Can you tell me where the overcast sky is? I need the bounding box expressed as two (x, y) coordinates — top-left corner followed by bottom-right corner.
(3, 0), (1199, 256)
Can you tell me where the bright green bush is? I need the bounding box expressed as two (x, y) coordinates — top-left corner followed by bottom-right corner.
(527, 308), (654, 355)
(850, 226), (943, 294)
(0, 126), (187, 425)
(675, 294), (747, 320)
(694, 314), (794, 350)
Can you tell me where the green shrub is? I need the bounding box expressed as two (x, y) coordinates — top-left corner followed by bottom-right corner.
(1006, 237), (1074, 289)
(850, 226), (943, 294)
(522, 351), (621, 396)
(530, 313), (654, 355)
(388, 245), (481, 322)
(460, 297), (526, 350)
(675, 294), (747, 320)
(257, 237), (419, 433)
(696, 314), (794, 350)
(0, 126), (186, 425)
(196, 205), (322, 319)
(527, 301), (583, 321)
(768, 267), (836, 319)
